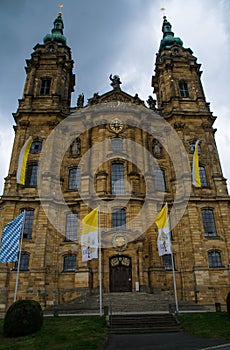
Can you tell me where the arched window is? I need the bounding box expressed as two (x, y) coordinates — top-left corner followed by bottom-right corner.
(22, 209), (34, 239)
(179, 80), (189, 97)
(112, 208), (126, 229)
(154, 169), (166, 192)
(112, 163), (124, 194)
(14, 252), (30, 271)
(68, 167), (80, 190)
(65, 212), (78, 241)
(202, 209), (217, 237)
(63, 255), (76, 272)
(208, 251), (222, 268)
(25, 163), (38, 187)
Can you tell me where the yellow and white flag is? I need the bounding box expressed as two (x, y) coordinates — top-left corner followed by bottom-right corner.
(192, 140), (201, 188)
(155, 203), (172, 256)
(81, 208), (98, 261)
(16, 137), (33, 185)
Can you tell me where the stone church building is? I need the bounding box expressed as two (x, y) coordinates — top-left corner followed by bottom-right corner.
(0, 12), (229, 313)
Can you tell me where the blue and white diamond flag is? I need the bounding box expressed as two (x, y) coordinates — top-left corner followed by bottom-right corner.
(0, 212), (25, 263)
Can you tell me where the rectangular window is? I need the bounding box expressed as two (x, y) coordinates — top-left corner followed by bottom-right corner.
(23, 210), (34, 239)
(202, 209), (217, 237)
(65, 213), (78, 241)
(63, 255), (76, 271)
(68, 167), (80, 190)
(25, 164), (38, 187)
(199, 166), (208, 187)
(179, 81), (189, 97)
(112, 163), (124, 194)
(14, 253), (30, 271)
(112, 208), (126, 229)
(162, 254), (173, 269)
(40, 79), (51, 95)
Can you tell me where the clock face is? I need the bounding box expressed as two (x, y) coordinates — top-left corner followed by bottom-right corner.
(109, 118), (124, 133)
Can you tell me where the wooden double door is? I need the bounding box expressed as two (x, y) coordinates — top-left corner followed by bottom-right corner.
(110, 255), (132, 292)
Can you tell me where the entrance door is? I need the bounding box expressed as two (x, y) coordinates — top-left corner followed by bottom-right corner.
(110, 256), (132, 292)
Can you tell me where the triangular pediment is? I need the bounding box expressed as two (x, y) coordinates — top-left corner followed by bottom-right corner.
(87, 89), (145, 106)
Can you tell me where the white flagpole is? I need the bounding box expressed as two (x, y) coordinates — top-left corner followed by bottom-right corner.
(14, 211), (26, 302)
(170, 251), (179, 314)
(98, 205), (103, 316)
(168, 206), (179, 314)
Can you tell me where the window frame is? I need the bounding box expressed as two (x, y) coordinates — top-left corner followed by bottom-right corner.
(179, 80), (189, 98)
(208, 251), (223, 268)
(65, 212), (78, 241)
(63, 255), (76, 272)
(112, 208), (126, 229)
(40, 78), (51, 95)
(14, 252), (30, 271)
(201, 209), (217, 237)
(22, 209), (34, 239)
(199, 166), (208, 187)
(68, 167), (80, 190)
(111, 162), (125, 195)
(25, 163), (38, 187)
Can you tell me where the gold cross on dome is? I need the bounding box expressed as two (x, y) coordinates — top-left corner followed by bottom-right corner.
(59, 4), (64, 14)
(160, 7), (166, 17)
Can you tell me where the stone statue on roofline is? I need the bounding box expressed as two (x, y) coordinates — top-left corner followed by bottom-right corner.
(109, 74), (122, 90)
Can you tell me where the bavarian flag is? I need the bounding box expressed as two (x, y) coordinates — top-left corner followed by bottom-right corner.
(192, 140), (201, 188)
(16, 137), (33, 185)
(81, 208), (98, 261)
(0, 212), (25, 263)
(155, 203), (172, 256)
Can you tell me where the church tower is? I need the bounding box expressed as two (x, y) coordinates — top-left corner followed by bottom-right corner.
(152, 17), (230, 303)
(0, 14), (229, 314)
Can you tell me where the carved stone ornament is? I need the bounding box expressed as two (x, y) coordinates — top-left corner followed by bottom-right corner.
(112, 232), (128, 251)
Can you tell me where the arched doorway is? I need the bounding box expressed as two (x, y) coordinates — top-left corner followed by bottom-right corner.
(109, 255), (132, 292)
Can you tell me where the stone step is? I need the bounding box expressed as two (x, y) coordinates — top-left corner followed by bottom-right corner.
(44, 291), (213, 316)
(109, 313), (182, 334)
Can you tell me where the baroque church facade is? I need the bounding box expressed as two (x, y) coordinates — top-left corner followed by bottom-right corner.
(0, 12), (229, 313)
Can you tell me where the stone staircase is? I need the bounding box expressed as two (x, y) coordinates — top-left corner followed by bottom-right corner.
(109, 313), (182, 334)
(44, 291), (212, 316)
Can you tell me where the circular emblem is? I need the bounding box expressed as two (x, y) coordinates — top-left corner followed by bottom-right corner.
(112, 233), (127, 251)
(109, 118), (124, 133)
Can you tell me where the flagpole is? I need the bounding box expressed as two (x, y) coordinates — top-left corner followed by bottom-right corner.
(98, 205), (103, 316)
(14, 211), (26, 302)
(170, 251), (179, 314)
(168, 205), (179, 314)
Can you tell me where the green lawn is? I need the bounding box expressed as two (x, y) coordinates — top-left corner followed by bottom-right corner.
(0, 316), (108, 350)
(0, 312), (229, 349)
(177, 312), (230, 339)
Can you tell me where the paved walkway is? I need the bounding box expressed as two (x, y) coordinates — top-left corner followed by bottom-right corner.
(104, 332), (230, 350)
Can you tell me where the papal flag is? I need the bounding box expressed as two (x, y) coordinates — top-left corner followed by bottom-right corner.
(192, 140), (201, 188)
(155, 203), (172, 256)
(0, 212), (25, 263)
(81, 208), (98, 261)
(16, 136), (33, 185)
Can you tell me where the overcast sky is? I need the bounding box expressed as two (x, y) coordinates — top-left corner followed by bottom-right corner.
(0, 0), (229, 195)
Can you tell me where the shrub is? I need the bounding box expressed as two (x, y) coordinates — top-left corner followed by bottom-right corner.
(3, 299), (43, 337)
